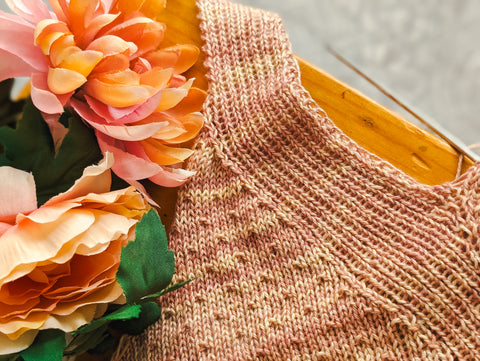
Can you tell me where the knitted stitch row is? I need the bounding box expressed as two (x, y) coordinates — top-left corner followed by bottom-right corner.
(116, 0), (480, 359)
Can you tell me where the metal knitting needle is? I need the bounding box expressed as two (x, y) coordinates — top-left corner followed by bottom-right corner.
(326, 45), (480, 162)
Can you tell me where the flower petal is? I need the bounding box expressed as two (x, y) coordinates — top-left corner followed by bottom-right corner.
(0, 50), (36, 82)
(42, 113), (68, 151)
(6, 0), (51, 25)
(0, 223), (11, 237)
(58, 49), (103, 77)
(90, 53), (129, 74)
(37, 31), (65, 55)
(96, 132), (161, 180)
(45, 153), (113, 206)
(106, 17), (165, 57)
(30, 72), (70, 114)
(34, 19), (69, 54)
(141, 138), (194, 165)
(71, 98), (167, 140)
(80, 13), (119, 48)
(41, 304), (97, 332)
(0, 210), (95, 283)
(0, 167), (37, 224)
(84, 77), (156, 107)
(95, 69), (140, 85)
(49, 0), (69, 22)
(155, 78), (193, 111)
(139, 67), (172, 89)
(149, 167), (194, 187)
(87, 35), (137, 57)
(85, 90), (163, 125)
(47, 67), (87, 94)
(0, 329), (37, 355)
(67, 0), (97, 36)
(114, 0), (166, 18)
(145, 44), (200, 75)
(49, 34), (76, 67)
(165, 87), (206, 117)
(0, 12), (48, 73)
(150, 114), (187, 140)
(160, 112), (204, 144)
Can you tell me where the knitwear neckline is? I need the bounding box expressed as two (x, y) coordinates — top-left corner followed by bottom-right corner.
(196, 0), (480, 197)
(115, 1), (480, 359)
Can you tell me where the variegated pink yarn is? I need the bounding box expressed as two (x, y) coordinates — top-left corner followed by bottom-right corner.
(115, 0), (480, 359)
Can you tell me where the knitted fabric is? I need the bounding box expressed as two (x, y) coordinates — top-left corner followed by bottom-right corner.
(115, 0), (480, 359)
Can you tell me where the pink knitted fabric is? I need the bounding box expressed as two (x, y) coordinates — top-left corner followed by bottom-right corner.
(115, 0), (480, 359)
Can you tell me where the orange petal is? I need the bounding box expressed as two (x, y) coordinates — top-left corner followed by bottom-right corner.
(79, 13), (120, 48)
(152, 118), (187, 140)
(95, 69), (140, 85)
(49, 34), (77, 67)
(34, 19), (69, 47)
(155, 78), (193, 111)
(67, 0), (97, 35)
(145, 44), (199, 74)
(87, 35), (137, 57)
(106, 17), (165, 57)
(166, 87), (207, 117)
(84, 78), (155, 107)
(48, 67), (87, 94)
(141, 138), (194, 166)
(59, 50), (103, 77)
(91, 53), (129, 74)
(37, 32), (65, 56)
(161, 112), (204, 144)
(139, 67), (172, 89)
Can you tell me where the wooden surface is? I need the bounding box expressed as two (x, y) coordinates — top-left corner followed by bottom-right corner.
(78, 1), (474, 360)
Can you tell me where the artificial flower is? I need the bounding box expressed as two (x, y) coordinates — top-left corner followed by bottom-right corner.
(0, 153), (149, 355)
(0, 0), (206, 187)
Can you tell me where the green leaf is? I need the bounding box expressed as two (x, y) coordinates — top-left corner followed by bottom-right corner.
(72, 304), (142, 335)
(19, 329), (65, 361)
(116, 209), (175, 304)
(0, 99), (102, 206)
(110, 301), (161, 335)
(87, 331), (115, 355)
(64, 325), (110, 357)
(141, 279), (193, 302)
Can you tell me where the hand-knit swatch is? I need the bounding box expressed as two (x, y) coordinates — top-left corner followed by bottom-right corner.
(114, 0), (480, 359)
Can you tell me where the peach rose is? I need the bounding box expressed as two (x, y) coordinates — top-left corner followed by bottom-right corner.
(0, 153), (149, 355)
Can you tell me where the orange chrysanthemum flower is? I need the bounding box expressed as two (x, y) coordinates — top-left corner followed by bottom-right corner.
(0, 0), (205, 187)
